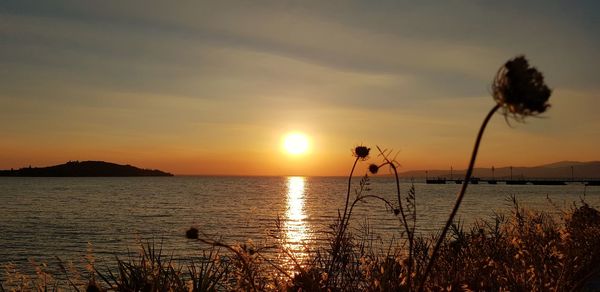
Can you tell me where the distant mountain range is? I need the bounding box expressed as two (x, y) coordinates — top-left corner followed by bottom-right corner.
(0, 161), (173, 177)
(399, 161), (600, 179)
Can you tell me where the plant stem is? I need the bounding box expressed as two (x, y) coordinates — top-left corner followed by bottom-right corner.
(389, 162), (414, 289)
(419, 104), (500, 290)
(376, 146), (414, 288)
(341, 157), (360, 233)
(388, 164), (411, 242)
(328, 156), (360, 283)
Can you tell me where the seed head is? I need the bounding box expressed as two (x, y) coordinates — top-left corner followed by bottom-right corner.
(86, 281), (101, 292)
(368, 164), (379, 174)
(492, 55), (551, 121)
(353, 146), (370, 160)
(185, 227), (199, 239)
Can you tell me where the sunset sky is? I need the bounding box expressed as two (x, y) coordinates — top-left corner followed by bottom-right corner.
(1, 1), (599, 176)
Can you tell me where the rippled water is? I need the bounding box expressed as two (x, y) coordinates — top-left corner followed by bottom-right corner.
(1, 176), (598, 274)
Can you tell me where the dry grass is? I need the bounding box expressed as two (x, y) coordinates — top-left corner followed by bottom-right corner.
(421, 198), (600, 291)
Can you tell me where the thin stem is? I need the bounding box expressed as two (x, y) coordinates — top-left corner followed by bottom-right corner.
(376, 146), (414, 289)
(419, 104), (500, 290)
(342, 157), (360, 231)
(345, 195), (386, 239)
(376, 147), (412, 245)
(390, 164), (411, 242)
(328, 156), (360, 284)
(390, 163), (414, 289)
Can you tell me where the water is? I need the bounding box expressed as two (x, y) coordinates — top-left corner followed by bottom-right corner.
(1, 176), (598, 274)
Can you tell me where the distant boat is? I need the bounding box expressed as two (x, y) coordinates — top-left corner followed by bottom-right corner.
(488, 180), (497, 184)
(470, 177), (480, 184)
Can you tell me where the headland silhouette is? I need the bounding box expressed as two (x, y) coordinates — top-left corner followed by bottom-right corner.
(0, 161), (173, 177)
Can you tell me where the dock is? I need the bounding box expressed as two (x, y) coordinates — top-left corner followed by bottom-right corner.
(425, 178), (600, 186)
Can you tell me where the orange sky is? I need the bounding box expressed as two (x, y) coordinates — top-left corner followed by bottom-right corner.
(1, 2), (599, 176)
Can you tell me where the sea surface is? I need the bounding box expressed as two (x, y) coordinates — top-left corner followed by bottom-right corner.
(1, 176), (598, 275)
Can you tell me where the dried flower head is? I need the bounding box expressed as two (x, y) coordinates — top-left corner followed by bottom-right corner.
(86, 281), (101, 292)
(368, 164), (379, 174)
(492, 55), (552, 121)
(185, 227), (199, 239)
(353, 146), (370, 160)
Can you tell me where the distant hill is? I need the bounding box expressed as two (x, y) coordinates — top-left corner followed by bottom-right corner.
(400, 161), (600, 179)
(0, 161), (173, 177)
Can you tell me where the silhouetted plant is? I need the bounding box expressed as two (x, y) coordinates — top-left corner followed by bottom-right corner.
(93, 241), (187, 291)
(186, 227), (200, 239)
(420, 55), (553, 289)
(419, 197), (600, 291)
(188, 247), (230, 292)
(374, 146), (416, 289)
(368, 163), (379, 174)
(327, 175), (398, 288)
(492, 55), (552, 121)
(322, 145), (414, 289)
(328, 146), (370, 281)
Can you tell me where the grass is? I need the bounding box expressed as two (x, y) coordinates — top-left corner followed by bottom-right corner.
(422, 198), (600, 291)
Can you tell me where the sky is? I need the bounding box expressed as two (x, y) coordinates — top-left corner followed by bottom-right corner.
(1, 1), (599, 176)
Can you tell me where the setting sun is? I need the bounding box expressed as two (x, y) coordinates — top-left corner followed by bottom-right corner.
(282, 133), (310, 155)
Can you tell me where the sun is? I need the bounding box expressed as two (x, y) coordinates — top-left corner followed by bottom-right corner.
(282, 133), (310, 155)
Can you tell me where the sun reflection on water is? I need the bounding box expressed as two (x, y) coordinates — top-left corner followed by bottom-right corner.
(283, 176), (310, 268)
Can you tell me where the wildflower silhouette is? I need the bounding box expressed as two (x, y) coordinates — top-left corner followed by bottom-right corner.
(186, 227), (199, 239)
(368, 164), (379, 174)
(328, 145), (371, 280)
(374, 146), (415, 289)
(420, 55), (552, 290)
(344, 145), (371, 220)
(352, 145), (370, 160)
(493, 56), (552, 121)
